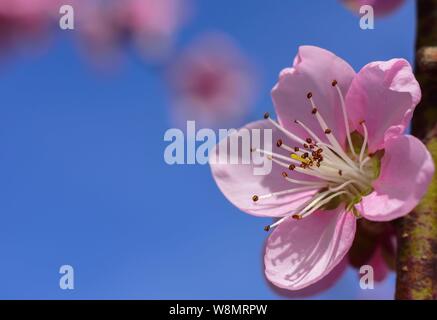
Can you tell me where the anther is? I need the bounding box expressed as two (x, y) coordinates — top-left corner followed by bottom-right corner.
(307, 92), (313, 99)
(302, 152), (309, 159)
(303, 143), (309, 148)
(289, 164), (296, 171)
(311, 108), (318, 114)
(294, 147), (300, 152)
(263, 112), (270, 119)
(324, 128), (332, 134)
(332, 80), (338, 86)
(252, 195), (259, 202)
(276, 139), (283, 147)
(282, 172), (288, 178)
(264, 225), (271, 232)
(292, 214), (302, 220)
(306, 138), (312, 144)
(338, 170), (343, 176)
(359, 119), (366, 125)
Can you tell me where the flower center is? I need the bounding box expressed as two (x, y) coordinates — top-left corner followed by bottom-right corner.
(251, 80), (382, 231)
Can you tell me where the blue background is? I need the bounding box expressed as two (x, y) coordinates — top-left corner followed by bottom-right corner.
(0, 0), (414, 299)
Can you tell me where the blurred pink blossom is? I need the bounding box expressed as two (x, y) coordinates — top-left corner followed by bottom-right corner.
(167, 33), (258, 126)
(0, 0), (57, 51)
(342, 0), (405, 17)
(76, 0), (190, 66)
(114, 0), (191, 61)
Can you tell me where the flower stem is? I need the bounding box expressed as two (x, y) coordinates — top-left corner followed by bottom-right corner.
(394, 0), (437, 300)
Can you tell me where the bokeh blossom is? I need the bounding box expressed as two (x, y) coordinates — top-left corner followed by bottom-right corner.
(76, 0), (190, 66)
(113, 0), (191, 61)
(210, 46), (434, 290)
(342, 0), (405, 17)
(0, 0), (57, 52)
(167, 33), (257, 127)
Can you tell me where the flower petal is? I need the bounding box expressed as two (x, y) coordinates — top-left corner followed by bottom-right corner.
(266, 256), (348, 298)
(210, 120), (318, 218)
(264, 208), (356, 290)
(357, 135), (434, 221)
(346, 59), (421, 152)
(271, 46), (356, 147)
(368, 247), (390, 282)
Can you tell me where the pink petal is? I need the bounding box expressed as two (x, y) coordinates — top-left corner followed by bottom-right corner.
(271, 46), (356, 147)
(346, 59), (421, 153)
(357, 135), (434, 221)
(210, 120), (318, 218)
(367, 246), (389, 282)
(266, 256), (348, 298)
(264, 208), (356, 290)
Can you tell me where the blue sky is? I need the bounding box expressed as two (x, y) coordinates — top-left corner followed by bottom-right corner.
(0, 0), (414, 299)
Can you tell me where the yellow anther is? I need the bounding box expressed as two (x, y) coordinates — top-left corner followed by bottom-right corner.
(291, 153), (310, 165)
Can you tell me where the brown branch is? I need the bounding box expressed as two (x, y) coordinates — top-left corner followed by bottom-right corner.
(394, 0), (437, 300)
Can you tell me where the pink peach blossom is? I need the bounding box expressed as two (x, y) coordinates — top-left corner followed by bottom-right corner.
(168, 33), (257, 126)
(210, 46), (434, 290)
(342, 0), (405, 17)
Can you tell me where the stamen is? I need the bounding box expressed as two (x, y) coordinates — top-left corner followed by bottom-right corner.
(332, 80), (357, 158)
(255, 94), (375, 226)
(267, 117), (306, 145)
(300, 191), (348, 218)
(306, 94), (357, 168)
(255, 185), (319, 202)
(360, 156), (371, 170)
(253, 148), (299, 165)
(293, 119), (322, 145)
(359, 120), (368, 164)
(284, 176), (328, 187)
(328, 180), (359, 192)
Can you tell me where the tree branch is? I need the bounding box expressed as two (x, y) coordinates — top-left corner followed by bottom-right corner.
(394, 0), (437, 300)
